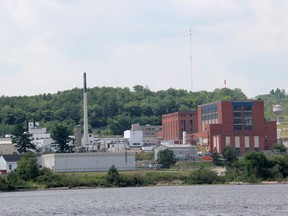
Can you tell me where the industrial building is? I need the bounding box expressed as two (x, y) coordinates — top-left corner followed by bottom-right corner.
(124, 123), (162, 147)
(42, 152), (136, 172)
(162, 100), (277, 156)
(154, 142), (198, 161)
(162, 111), (198, 144)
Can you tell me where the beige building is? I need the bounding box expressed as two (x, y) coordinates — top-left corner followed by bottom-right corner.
(0, 138), (17, 155)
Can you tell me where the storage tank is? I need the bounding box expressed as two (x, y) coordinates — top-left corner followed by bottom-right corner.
(273, 105), (283, 124)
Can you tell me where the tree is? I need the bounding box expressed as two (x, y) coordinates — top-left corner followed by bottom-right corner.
(157, 149), (177, 168)
(11, 124), (36, 154)
(244, 152), (270, 179)
(105, 165), (120, 186)
(222, 145), (238, 163)
(51, 124), (73, 153)
(16, 152), (39, 181)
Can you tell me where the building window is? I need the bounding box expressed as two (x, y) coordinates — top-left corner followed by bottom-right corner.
(233, 102), (253, 131)
(201, 103), (218, 132)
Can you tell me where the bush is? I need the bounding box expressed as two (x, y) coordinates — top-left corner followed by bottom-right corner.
(0, 177), (9, 191)
(186, 166), (219, 184)
(16, 152), (39, 181)
(105, 165), (120, 186)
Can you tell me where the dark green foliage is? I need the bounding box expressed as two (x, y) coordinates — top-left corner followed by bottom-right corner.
(51, 124), (73, 153)
(11, 124), (36, 153)
(104, 165), (146, 187)
(186, 166), (219, 184)
(244, 152), (270, 179)
(225, 151), (288, 182)
(16, 152), (40, 181)
(105, 165), (120, 186)
(212, 149), (223, 166)
(222, 145), (238, 163)
(0, 86), (248, 136)
(0, 177), (9, 191)
(157, 149), (177, 168)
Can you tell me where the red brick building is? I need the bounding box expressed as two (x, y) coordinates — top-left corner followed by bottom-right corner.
(194, 100), (277, 155)
(162, 100), (277, 156)
(162, 111), (198, 144)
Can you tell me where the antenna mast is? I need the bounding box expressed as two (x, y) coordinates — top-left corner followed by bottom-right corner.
(189, 27), (193, 92)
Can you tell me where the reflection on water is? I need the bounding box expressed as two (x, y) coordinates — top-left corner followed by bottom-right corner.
(1, 184), (288, 216)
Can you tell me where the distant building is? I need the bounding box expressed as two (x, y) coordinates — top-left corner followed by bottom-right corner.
(154, 142), (198, 161)
(28, 121), (55, 153)
(194, 100), (277, 155)
(162, 100), (277, 156)
(0, 155), (22, 174)
(124, 123), (162, 147)
(162, 111), (198, 144)
(0, 138), (17, 155)
(42, 152), (136, 172)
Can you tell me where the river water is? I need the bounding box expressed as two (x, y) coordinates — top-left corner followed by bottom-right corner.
(1, 184), (288, 216)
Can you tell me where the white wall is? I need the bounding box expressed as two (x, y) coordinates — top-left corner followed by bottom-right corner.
(125, 130), (143, 147)
(42, 152), (136, 172)
(0, 156), (18, 173)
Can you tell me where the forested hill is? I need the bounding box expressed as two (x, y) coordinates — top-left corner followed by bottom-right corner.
(0, 86), (247, 136)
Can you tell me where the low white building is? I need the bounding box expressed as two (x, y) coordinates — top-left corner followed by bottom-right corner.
(42, 152), (136, 172)
(0, 155), (22, 174)
(154, 142), (198, 161)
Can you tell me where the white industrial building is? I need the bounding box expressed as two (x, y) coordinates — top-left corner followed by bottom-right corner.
(124, 128), (143, 147)
(154, 142), (198, 161)
(42, 152), (136, 172)
(124, 123), (162, 147)
(28, 122), (55, 153)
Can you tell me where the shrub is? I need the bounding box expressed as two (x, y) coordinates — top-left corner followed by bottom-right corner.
(16, 152), (39, 181)
(186, 166), (219, 184)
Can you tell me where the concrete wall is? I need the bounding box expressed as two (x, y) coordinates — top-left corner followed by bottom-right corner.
(42, 152), (136, 172)
(0, 138), (17, 155)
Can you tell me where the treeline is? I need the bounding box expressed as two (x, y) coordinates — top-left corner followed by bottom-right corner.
(0, 86), (247, 136)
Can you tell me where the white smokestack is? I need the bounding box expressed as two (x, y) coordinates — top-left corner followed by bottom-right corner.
(83, 72), (89, 148)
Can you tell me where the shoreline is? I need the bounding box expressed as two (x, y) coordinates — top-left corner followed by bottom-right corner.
(3, 180), (288, 193)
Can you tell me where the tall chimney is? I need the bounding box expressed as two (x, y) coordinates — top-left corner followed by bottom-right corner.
(83, 72), (89, 148)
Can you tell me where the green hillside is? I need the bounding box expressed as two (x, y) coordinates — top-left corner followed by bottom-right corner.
(0, 86), (248, 136)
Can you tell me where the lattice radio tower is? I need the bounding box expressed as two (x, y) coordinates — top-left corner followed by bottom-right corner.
(189, 27), (193, 92)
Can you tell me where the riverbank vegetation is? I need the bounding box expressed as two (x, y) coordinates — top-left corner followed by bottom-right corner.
(2, 149), (288, 192)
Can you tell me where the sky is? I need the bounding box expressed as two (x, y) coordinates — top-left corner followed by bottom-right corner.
(0, 0), (287, 98)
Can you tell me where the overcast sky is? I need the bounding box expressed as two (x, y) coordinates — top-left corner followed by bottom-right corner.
(0, 0), (287, 98)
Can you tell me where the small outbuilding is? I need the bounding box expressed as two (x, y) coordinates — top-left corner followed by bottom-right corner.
(0, 154), (22, 174)
(154, 143), (198, 161)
